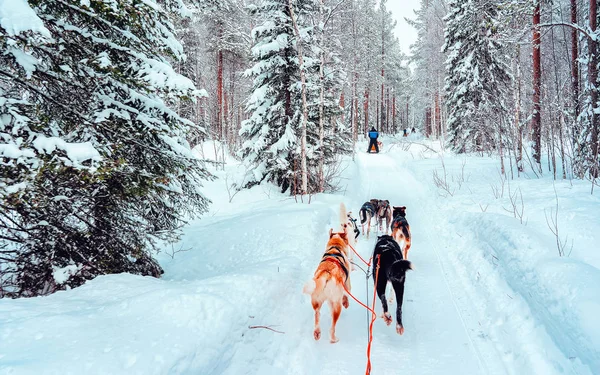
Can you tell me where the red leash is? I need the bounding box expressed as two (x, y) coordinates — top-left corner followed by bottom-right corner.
(348, 243), (373, 267)
(365, 255), (380, 375)
(341, 253), (381, 375)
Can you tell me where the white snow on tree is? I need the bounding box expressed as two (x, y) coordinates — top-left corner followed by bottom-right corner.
(442, 0), (511, 153)
(0, 0), (211, 297)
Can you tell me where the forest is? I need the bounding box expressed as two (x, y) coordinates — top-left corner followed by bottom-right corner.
(1, 0), (599, 298)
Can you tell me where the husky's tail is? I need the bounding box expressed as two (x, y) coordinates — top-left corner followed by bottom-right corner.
(303, 273), (330, 295)
(389, 260), (413, 282)
(360, 207), (367, 224)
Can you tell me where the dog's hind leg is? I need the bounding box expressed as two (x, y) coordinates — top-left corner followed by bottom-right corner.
(403, 240), (412, 260)
(376, 278), (392, 325)
(343, 277), (351, 309)
(328, 300), (342, 343)
(312, 299), (322, 340)
(391, 279), (406, 335)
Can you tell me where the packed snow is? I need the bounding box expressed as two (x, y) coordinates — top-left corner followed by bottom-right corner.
(1, 137), (599, 374)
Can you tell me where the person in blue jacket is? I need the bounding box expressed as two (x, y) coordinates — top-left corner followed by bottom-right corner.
(367, 127), (379, 153)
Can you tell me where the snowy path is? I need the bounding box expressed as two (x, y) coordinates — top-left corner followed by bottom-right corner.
(339, 151), (487, 374)
(2, 140), (598, 375)
(217, 149), (500, 374)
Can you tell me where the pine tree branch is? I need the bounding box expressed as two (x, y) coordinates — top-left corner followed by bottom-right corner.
(538, 22), (594, 39)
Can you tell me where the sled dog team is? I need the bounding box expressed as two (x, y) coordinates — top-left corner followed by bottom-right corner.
(303, 200), (412, 343)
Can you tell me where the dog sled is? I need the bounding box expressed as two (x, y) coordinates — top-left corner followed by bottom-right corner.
(369, 141), (383, 153)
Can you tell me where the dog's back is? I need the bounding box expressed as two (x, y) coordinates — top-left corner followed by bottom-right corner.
(360, 200), (377, 224)
(373, 235), (412, 279)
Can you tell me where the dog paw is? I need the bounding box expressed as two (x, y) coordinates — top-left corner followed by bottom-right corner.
(330, 336), (339, 344)
(396, 324), (404, 335)
(314, 329), (321, 341)
(381, 313), (392, 326)
(382, 312), (392, 326)
(342, 295), (349, 309)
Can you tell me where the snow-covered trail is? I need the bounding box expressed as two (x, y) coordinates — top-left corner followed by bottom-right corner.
(3, 140), (598, 375)
(337, 150), (489, 374)
(217, 148), (497, 375)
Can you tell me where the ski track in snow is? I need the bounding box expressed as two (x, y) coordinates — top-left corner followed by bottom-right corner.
(1, 138), (599, 375)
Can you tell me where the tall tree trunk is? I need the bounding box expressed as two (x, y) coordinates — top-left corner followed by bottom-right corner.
(364, 88), (370, 136)
(532, 0), (542, 169)
(288, 0), (308, 194)
(571, 0), (580, 116)
(386, 87), (390, 133)
(380, 19), (385, 133)
(435, 91), (441, 138)
(392, 94), (396, 133)
(406, 99), (409, 129)
(340, 92), (345, 123)
(318, 0), (326, 193)
(351, 0), (358, 148)
(589, 0), (599, 178)
(515, 44), (524, 173)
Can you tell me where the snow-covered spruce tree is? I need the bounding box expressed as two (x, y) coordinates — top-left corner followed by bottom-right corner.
(240, 0), (311, 193)
(0, 0), (211, 297)
(442, 0), (511, 153)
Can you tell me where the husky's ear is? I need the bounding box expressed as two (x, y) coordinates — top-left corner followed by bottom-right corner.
(340, 231), (347, 239)
(329, 228), (334, 238)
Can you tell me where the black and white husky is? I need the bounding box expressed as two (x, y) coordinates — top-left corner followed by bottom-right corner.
(359, 199), (379, 239)
(372, 235), (413, 335)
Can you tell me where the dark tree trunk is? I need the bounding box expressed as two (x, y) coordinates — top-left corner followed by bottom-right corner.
(532, 0), (542, 167)
(571, 0), (580, 116)
(217, 49), (223, 140)
(364, 88), (370, 136)
(590, 0), (599, 177)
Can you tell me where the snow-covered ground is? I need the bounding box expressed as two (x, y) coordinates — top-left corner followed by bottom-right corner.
(1, 137), (599, 375)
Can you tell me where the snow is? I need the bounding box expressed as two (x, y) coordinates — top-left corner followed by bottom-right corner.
(0, 143), (35, 159)
(52, 264), (80, 284)
(32, 135), (101, 166)
(7, 47), (40, 78)
(0, 0), (51, 38)
(1, 137), (599, 374)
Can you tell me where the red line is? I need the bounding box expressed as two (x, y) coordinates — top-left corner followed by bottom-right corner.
(348, 244), (373, 267)
(366, 255), (381, 375)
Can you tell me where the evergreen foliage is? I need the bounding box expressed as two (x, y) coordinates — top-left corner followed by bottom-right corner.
(442, 0), (511, 153)
(0, 0), (211, 297)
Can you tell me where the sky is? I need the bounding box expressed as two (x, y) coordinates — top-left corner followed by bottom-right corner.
(387, 0), (421, 56)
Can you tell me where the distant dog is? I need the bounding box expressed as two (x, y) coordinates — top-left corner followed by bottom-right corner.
(391, 206), (411, 259)
(359, 199), (379, 238)
(303, 229), (352, 343)
(372, 235), (412, 335)
(376, 199), (393, 234)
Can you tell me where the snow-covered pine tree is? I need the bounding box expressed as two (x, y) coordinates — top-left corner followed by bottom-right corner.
(0, 0), (211, 297)
(240, 0), (312, 193)
(442, 0), (511, 153)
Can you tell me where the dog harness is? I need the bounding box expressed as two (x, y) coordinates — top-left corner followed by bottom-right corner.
(361, 202), (375, 216)
(391, 215), (407, 229)
(320, 246), (349, 282)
